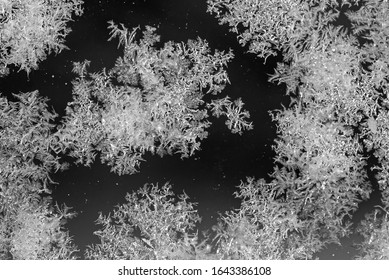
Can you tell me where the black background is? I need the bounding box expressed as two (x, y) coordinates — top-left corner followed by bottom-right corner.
(0, 0), (377, 259)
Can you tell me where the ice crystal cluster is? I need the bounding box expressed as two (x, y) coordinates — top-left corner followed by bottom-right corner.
(55, 22), (252, 175)
(207, 0), (389, 259)
(0, 0), (83, 76)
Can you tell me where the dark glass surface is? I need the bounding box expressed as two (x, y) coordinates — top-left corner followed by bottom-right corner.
(0, 0), (378, 259)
